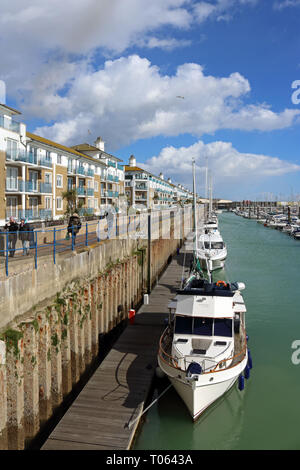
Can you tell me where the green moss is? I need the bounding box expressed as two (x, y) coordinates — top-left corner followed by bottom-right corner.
(3, 329), (23, 359)
(51, 333), (59, 348)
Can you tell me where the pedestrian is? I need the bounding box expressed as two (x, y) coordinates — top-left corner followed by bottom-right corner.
(18, 217), (31, 255)
(67, 212), (81, 244)
(4, 216), (18, 257)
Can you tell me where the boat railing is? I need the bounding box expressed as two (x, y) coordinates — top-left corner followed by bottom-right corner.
(158, 324), (247, 375)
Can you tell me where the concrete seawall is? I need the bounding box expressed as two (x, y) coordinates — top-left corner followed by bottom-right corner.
(0, 208), (199, 449)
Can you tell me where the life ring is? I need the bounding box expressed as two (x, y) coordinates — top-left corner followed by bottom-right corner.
(216, 280), (227, 287)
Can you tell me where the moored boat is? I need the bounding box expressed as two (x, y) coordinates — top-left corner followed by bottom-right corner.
(157, 277), (248, 421)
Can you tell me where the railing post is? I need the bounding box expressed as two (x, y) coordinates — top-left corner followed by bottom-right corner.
(34, 230), (37, 269)
(85, 223), (88, 246)
(53, 227), (56, 264)
(71, 226), (75, 251)
(5, 231), (9, 277)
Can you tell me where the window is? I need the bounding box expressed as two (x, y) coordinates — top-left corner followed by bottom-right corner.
(57, 154), (62, 165)
(6, 139), (18, 160)
(88, 198), (93, 209)
(29, 197), (39, 216)
(29, 170), (38, 192)
(56, 174), (63, 188)
(214, 319), (232, 337)
(175, 316), (193, 335)
(95, 181), (99, 192)
(6, 196), (18, 218)
(194, 318), (213, 336)
(45, 173), (52, 184)
(45, 197), (52, 209)
(56, 197), (63, 210)
(45, 151), (51, 161)
(6, 167), (18, 190)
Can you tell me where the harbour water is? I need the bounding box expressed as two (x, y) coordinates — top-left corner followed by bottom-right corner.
(134, 211), (300, 450)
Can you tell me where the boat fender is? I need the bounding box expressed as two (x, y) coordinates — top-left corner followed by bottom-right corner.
(244, 365), (250, 380)
(186, 362), (202, 376)
(238, 375), (245, 391)
(248, 349), (253, 369)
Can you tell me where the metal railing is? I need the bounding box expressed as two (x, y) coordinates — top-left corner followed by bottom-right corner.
(0, 208), (194, 277)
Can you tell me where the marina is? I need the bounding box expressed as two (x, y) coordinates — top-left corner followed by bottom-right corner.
(134, 211), (300, 450)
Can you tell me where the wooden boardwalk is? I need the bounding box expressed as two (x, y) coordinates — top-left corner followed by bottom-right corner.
(41, 241), (193, 450)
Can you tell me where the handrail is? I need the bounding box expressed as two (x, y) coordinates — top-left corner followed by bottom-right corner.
(158, 324), (247, 375)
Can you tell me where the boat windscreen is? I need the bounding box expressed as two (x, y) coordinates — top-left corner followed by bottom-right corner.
(204, 242), (224, 249)
(214, 319), (232, 337)
(194, 318), (213, 336)
(175, 316), (193, 334)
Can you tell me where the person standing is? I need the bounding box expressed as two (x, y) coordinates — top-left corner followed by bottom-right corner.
(4, 216), (18, 257)
(18, 217), (31, 255)
(67, 212), (82, 244)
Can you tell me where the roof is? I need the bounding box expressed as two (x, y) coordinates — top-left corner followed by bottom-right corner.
(72, 143), (123, 163)
(27, 132), (105, 165)
(72, 143), (100, 152)
(0, 103), (22, 115)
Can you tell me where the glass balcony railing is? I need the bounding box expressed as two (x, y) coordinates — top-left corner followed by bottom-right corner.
(86, 169), (94, 177)
(77, 187), (85, 196)
(107, 174), (114, 182)
(76, 167), (86, 176)
(108, 161), (116, 168)
(0, 115), (21, 133)
(18, 209), (52, 221)
(39, 183), (52, 193)
(86, 188), (94, 196)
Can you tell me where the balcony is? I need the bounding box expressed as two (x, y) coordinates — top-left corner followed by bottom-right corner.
(18, 209), (52, 221)
(108, 161), (116, 168)
(86, 188), (94, 196)
(107, 174), (114, 182)
(86, 169), (94, 177)
(0, 116), (21, 133)
(76, 187), (86, 196)
(6, 180), (52, 193)
(79, 208), (94, 216)
(117, 163), (123, 171)
(6, 151), (53, 168)
(76, 167), (86, 176)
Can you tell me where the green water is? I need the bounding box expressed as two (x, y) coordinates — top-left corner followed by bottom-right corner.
(134, 212), (300, 450)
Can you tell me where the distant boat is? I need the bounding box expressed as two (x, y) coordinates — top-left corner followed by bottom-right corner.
(197, 229), (227, 272)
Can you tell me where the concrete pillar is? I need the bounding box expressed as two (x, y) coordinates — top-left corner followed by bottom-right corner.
(84, 286), (92, 366)
(37, 311), (52, 424)
(6, 328), (25, 450)
(69, 297), (80, 386)
(0, 340), (8, 450)
(22, 319), (39, 441)
(61, 300), (72, 397)
(49, 309), (63, 409)
(77, 294), (86, 376)
(90, 281), (99, 357)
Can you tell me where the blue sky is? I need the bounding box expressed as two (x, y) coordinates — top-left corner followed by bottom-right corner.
(1, 0), (300, 200)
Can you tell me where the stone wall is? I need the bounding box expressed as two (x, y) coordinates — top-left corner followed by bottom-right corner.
(0, 207), (199, 449)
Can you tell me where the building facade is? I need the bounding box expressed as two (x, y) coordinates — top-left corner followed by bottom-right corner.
(124, 155), (193, 210)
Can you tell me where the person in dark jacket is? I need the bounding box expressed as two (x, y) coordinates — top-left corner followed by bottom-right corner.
(67, 213), (81, 244)
(4, 217), (18, 257)
(18, 217), (31, 255)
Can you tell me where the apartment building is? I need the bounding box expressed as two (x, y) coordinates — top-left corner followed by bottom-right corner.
(0, 104), (124, 225)
(124, 155), (193, 210)
(72, 137), (125, 211)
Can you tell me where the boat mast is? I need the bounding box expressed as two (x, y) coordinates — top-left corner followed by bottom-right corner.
(208, 171), (213, 219)
(192, 158), (198, 254)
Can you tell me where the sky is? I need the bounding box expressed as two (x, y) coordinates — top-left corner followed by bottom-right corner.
(1, 0), (300, 200)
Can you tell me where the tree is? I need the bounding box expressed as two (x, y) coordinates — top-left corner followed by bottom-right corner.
(62, 189), (84, 216)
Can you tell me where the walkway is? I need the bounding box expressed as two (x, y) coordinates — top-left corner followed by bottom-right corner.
(41, 240), (193, 450)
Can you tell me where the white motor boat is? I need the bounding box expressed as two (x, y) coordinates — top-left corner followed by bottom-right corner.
(157, 276), (249, 421)
(197, 230), (227, 271)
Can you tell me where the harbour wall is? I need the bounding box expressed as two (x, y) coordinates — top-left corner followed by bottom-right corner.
(0, 207), (199, 449)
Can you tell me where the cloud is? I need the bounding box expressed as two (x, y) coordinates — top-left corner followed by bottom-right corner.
(142, 140), (300, 197)
(274, 0), (300, 9)
(32, 55), (300, 149)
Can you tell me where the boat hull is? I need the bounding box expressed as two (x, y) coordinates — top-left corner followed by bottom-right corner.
(158, 353), (248, 421)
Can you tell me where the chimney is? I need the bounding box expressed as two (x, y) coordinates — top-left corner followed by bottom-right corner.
(167, 178), (172, 184)
(94, 136), (105, 151)
(129, 154), (136, 167)
(159, 172), (164, 180)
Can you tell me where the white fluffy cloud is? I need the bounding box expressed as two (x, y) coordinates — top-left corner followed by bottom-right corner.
(32, 55), (300, 149)
(143, 140), (300, 197)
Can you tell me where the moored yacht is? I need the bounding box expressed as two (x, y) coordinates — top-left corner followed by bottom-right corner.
(197, 229), (227, 271)
(157, 276), (248, 421)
